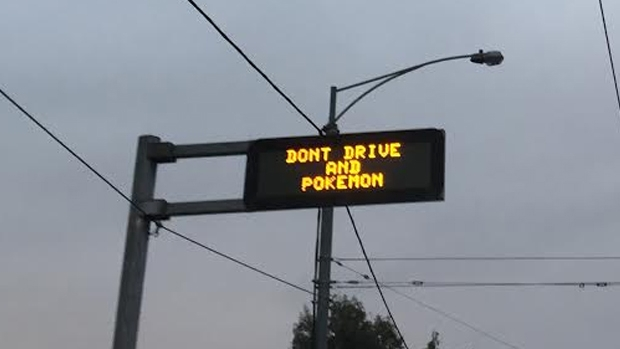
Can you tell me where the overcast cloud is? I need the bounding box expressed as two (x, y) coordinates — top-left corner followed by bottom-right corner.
(2, 1), (620, 349)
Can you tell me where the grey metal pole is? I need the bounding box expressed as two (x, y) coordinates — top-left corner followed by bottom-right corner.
(315, 86), (338, 349)
(112, 135), (160, 349)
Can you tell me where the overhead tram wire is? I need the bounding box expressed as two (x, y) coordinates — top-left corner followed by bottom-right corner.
(333, 260), (620, 289)
(386, 287), (522, 349)
(333, 259), (371, 280)
(0, 87), (140, 213)
(334, 256), (620, 262)
(345, 206), (411, 349)
(332, 258), (523, 349)
(598, 0), (620, 119)
(161, 225), (313, 295)
(0, 85), (313, 296)
(181, 0), (323, 134)
(334, 280), (620, 289)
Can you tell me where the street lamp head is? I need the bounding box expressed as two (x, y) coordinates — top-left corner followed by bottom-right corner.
(470, 50), (504, 66)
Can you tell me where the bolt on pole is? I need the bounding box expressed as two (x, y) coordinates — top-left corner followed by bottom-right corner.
(112, 135), (159, 349)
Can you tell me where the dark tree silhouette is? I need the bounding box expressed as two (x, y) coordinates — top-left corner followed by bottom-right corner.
(291, 295), (404, 349)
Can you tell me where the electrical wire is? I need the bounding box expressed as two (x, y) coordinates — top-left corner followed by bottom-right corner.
(332, 260), (522, 349)
(0, 87), (142, 214)
(598, 0), (620, 119)
(5, 0), (333, 302)
(181, 0), (323, 134)
(334, 280), (620, 289)
(333, 259), (371, 280)
(387, 287), (522, 349)
(1, 85), (313, 296)
(334, 256), (620, 262)
(333, 258), (620, 288)
(160, 224), (313, 294)
(345, 206), (411, 349)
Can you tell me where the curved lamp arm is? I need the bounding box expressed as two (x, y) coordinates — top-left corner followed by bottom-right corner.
(331, 50), (503, 125)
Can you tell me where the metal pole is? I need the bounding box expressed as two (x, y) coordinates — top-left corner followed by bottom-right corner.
(112, 135), (159, 349)
(315, 86), (338, 349)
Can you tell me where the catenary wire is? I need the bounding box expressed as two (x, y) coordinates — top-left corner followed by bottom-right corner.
(181, 0), (323, 134)
(0, 87), (142, 213)
(345, 206), (411, 349)
(1, 85), (314, 296)
(387, 287), (521, 349)
(333, 259), (620, 288)
(334, 256), (620, 262)
(160, 224), (313, 294)
(598, 0), (620, 119)
(332, 259), (522, 349)
(334, 280), (620, 289)
(334, 259), (371, 280)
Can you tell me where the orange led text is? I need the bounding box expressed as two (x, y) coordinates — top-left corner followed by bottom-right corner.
(343, 142), (401, 160)
(286, 147), (332, 163)
(284, 141), (403, 193)
(301, 173), (385, 192)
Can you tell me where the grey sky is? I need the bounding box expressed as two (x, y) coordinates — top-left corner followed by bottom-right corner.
(1, 1), (620, 348)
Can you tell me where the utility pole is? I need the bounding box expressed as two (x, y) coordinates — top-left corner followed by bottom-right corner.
(311, 52), (504, 349)
(315, 86), (338, 349)
(112, 135), (159, 349)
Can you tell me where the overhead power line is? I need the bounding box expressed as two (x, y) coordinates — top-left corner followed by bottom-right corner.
(597, 0), (620, 119)
(334, 280), (620, 289)
(0, 85), (312, 296)
(333, 259), (371, 280)
(333, 259), (522, 349)
(386, 287), (522, 349)
(0, 87), (141, 213)
(334, 258), (620, 289)
(181, 0), (323, 134)
(334, 256), (620, 262)
(345, 206), (411, 349)
(161, 224), (313, 295)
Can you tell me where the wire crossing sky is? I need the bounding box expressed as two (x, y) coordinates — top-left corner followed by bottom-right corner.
(182, 0), (323, 134)
(0, 85), (313, 297)
(334, 256), (620, 262)
(597, 0), (620, 121)
(346, 206), (412, 349)
(333, 248), (523, 349)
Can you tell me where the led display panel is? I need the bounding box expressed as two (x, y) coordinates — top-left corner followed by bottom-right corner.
(244, 128), (445, 211)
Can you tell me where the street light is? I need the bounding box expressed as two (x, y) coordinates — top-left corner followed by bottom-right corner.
(313, 49), (504, 349)
(323, 49), (504, 131)
(470, 50), (504, 66)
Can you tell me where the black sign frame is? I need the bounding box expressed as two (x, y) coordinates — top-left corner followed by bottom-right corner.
(243, 128), (445, 211)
